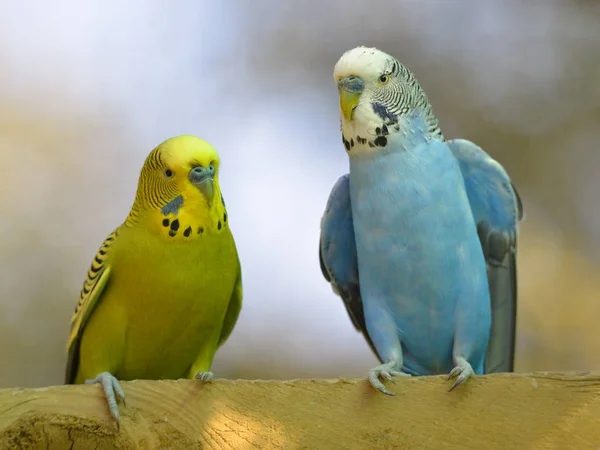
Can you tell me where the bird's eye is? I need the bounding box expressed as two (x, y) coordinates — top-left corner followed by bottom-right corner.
(164, 168), (174, 179)
(379, 74), (389, 84)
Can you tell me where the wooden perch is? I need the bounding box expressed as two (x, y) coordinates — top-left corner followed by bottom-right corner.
(0, 373), (599, 449)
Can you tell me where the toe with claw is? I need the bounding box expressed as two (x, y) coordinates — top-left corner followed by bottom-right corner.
(85, 371), (126, 428)
(368, 360), (410, 395)
(194, 371), (214, 383)
(447, 356), (475, 391)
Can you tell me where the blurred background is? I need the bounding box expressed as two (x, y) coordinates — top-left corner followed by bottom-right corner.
(0, 0), (599, 389)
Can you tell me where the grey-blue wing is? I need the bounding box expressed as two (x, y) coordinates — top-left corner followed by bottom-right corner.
(448, 139), (523, 373)
(319, 174), (382, 362)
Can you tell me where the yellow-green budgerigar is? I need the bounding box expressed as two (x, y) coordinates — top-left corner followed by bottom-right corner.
(65, 135), (242, 427)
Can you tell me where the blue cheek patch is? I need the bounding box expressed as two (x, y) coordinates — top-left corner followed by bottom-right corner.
(161, 195), (184, 216)
(372, 102), (398, 123)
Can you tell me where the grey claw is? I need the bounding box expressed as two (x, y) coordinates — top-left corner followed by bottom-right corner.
(194, 371), (214, 383)
(368, 362), (407, 395)
(379, 387), (396, 396)
(448, 379), (462, 392)
(447, 357), (474, 392)
(112, 377), (126, 405)
(370, 378), (396, 396)
(447, 366), (460, 380)
(85, 371), (125, 428)
(449, 372), (470, 391)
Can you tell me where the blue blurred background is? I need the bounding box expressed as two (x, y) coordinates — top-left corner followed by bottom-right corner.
(1, 0), (599, 389)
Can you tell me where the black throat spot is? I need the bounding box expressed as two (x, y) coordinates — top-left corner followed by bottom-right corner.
(342, 121), (394, 151)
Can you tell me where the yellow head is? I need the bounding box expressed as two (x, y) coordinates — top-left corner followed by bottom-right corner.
(127, 135), (228, 239)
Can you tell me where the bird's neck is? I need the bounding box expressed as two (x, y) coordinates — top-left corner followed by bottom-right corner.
(125, 190), (229, 242)
(343, 111), (443, 161)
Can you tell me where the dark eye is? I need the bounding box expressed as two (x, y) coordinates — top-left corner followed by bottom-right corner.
(379, 74), (389, 84)
(164, 168), (174, 178)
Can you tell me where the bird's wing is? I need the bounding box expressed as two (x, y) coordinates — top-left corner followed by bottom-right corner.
(448, 139), (524, 373)
(64, 229), (118, 384)
(319, 174), (381, 362)
(217, 259), (243, 348)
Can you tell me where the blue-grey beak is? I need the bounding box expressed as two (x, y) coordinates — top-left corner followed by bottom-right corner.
(189, 165), (215, 204)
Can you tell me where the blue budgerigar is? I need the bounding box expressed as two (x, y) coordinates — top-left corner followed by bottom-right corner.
(319, 47), (523, 394)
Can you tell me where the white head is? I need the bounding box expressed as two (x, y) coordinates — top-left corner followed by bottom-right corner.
(333, 46), (442, 156)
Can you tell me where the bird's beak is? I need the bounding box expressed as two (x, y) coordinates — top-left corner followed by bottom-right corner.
(338, 76), (364, 122)
(189, 165), (215, 205)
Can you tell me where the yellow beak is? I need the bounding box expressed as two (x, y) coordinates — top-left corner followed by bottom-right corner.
(338, 76), (364, 122)
(340, 91), (361, 122)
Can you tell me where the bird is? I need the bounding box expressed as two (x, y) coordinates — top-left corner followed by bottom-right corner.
(319, 46), (523, 395)
(65, 135), (243, 426)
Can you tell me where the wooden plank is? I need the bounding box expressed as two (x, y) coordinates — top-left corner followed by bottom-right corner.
(0, 373), (599, 449)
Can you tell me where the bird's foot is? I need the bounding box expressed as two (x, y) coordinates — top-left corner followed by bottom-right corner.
(194, 371), (214, 383)
(447, 356), (474, 391)
(368, 361), (410, 396)
(85, 371), (125, 428)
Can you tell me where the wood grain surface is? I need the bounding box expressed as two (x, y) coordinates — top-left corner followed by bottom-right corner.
(0, 373), (599, 449)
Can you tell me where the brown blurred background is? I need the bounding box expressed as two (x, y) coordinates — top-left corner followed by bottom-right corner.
(1, 0), (599, 389)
